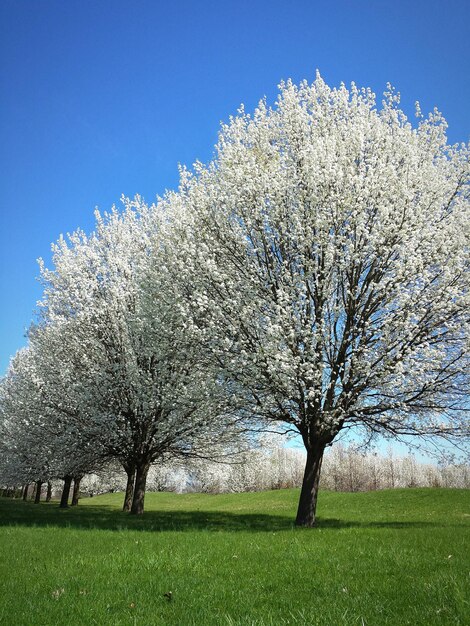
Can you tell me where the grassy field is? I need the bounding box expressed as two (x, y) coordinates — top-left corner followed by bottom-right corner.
(0, 488), (468, 625)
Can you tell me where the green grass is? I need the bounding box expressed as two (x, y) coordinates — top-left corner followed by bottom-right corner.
(0, 489), (468, 625)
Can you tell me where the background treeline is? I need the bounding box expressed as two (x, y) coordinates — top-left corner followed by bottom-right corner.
(91, 444), (470, 494)
(7, 442), (466, 501)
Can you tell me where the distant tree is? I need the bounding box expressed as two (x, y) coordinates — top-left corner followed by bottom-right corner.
(168, 75), (470, 525)
(0, 347), (103, 508)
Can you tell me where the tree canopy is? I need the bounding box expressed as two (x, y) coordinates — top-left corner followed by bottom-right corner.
(163, 75), (470, 524)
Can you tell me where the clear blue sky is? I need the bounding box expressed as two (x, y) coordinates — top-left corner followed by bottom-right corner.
(1, 0), (469, 375)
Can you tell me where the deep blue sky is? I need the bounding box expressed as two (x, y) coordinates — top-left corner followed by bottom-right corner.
(1, 0), (469, 375)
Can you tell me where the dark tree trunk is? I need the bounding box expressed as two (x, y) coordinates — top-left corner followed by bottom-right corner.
(122, 465), (136, 512)
(34, 481), (43, 504)
(130, 462), (150, 515)
(71, 476), (82, 506)
(295, 444), (326, 527)
(59, 475), (73, 508)
(22, 484), (29, 501)
(46, 481), (52, 502)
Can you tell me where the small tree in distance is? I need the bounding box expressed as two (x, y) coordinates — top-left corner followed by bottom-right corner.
(167, 74), (470, 526)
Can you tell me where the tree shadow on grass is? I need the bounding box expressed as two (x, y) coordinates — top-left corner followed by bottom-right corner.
(313, 518), (447, 530)
(0, 498), (294, 532)
(0, 497), (453, 533)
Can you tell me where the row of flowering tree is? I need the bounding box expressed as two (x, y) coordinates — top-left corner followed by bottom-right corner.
(1, 74), (469, 525)
(0, 205), (247, 514)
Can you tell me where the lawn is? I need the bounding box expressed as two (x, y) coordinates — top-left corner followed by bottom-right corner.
(0, 488), (468, 625)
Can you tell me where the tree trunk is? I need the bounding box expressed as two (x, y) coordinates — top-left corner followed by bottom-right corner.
(71, 476), (82, 506)
(295, 444), (326, 527)
(22, 484), (29, 501)
(46, 481), (52, 502)
(130, 462), (150, 515)
(34, 481), (43, 504)
(59, 475), (73, 508)
(122, 465), (136, 512)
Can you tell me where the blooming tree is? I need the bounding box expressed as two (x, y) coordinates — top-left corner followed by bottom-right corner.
(167, 75), (470, 525)
(0, 347), (102, 506)
(35, 201), (246, 514)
